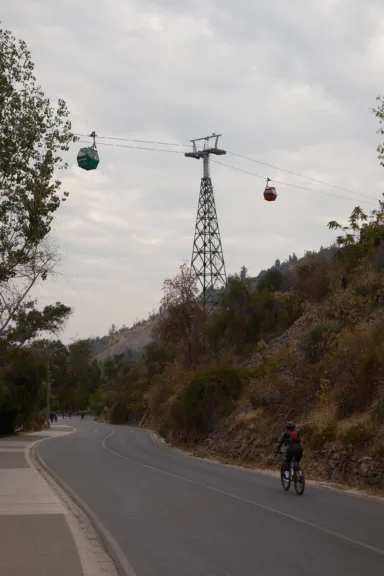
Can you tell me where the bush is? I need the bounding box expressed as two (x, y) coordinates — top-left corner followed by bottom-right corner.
(169, 366), (246, 441)
(148, 363), (192, 423)
(301, 322), (337, 363)
(301, 423), (337, 450)
(338, 419), (373, 447)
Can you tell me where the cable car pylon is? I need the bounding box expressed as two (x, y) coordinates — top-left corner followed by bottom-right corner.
(185, 133), (227, 312)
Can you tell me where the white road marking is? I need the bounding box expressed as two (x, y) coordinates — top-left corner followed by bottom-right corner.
(101, 427), (384, 559)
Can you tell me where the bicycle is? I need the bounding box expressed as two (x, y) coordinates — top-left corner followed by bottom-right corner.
(279, 452), (305, 495)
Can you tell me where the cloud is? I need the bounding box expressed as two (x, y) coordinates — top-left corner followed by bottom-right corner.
(2, 0), (384, 340)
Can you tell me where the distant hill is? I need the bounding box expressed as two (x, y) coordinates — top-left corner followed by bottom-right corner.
(92, 318), (158, 363)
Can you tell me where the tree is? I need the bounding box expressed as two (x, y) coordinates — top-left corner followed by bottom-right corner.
(157, 262), (205, 368)
(0, 26), (76, 343)
(63, 340), (101, 411)
(328, 203), (384, 271)
(240, 265), (248, 281)
(0, 26), (75, 431)
(373, 95), (384, 168)
(257, 267), (284, 293)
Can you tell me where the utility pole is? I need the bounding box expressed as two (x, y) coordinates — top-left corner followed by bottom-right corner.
(46, 359), (51, 427)
(185, 133), (227, 312)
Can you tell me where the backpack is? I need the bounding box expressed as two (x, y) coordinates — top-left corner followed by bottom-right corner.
(287, 429), (299, 442)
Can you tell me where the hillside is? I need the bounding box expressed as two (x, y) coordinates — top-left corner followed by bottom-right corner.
(94, 319), (156, 363)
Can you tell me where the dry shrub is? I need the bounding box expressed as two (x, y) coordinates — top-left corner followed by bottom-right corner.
(300, 394), (338, 450)
(331, 320), (384, 416)
(353, 264), (384, 300)
(146, 362), (192, 423)
(336, 413), (374, 447)
(294, 253), (332, 302)
(305, 401), (337, 429)
(323, 288), (367, 324)
(250, 374), (317, 420)
(235, 407), (264, 426)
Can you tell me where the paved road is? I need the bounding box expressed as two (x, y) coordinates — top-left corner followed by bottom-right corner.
(39, 418), (384, 576)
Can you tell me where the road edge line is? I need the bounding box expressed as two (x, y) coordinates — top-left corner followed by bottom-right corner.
(148, 428), (384, 503)
(32, 433), (137, 576)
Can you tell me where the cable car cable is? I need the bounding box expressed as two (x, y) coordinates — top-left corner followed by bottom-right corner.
(77, 139), (185, 154)
(75, 133), (191, 148)
(211, 159), (378, 206)
(226, 151), (377, 201)
(76, 136), (379, 206)
(75, 131), (375, 200)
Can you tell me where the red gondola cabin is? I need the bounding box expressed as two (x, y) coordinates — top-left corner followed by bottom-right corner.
(264, 178), (277, 202)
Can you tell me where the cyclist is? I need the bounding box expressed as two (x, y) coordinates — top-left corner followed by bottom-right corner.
(276, 421), (303, 478)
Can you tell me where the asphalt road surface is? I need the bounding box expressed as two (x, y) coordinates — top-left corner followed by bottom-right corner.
(39, 418), (384, 576)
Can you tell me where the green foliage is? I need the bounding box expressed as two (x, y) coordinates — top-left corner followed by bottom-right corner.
(207, 276), (290, 355)
(294, 254), (332, 302)
(0, 27), (75, 265)
(7, 303), (72, 345)
(0, 347), (45, 433)
(0, 26), (75, 340)
(0, 26), (75, 430)
(257, 267), (283, 293)
(169, 366), (246, 440)
(143, 340), (174, 379)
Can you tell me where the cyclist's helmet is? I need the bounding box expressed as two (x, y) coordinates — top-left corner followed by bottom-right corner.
(286, 421), (296, 430)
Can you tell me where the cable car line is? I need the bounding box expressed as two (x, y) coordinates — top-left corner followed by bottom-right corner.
(75, 131), (375, 201)
(75, 133), (191, 148)
(77, 139), (185, 154)
(226, 150), (376, 201)
(211, 159), (377, 206)
(76, 135), (378, 206)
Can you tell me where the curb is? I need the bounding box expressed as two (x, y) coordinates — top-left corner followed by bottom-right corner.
(32, 431), (136, 576)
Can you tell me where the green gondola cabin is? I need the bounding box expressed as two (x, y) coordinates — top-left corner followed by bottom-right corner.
(77, 131), (99, 171)
(77, 146), (99, 171)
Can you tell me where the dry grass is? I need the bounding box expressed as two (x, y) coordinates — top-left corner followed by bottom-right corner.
(304, 403), (338, 429)
(235, 408), (264, 425)
(334, 412), (374, 448)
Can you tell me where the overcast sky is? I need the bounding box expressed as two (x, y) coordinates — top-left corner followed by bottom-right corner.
(3, 1), (384, 342)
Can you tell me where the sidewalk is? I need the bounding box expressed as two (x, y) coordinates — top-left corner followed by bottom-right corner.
(0, 424), (117, 576)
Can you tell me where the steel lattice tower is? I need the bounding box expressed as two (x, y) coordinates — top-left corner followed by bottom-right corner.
(185, 133), (227, 311)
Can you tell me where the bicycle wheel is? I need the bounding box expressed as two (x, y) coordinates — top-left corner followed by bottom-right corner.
(280, 461), (291, 491)
(294, 465), (305, 495)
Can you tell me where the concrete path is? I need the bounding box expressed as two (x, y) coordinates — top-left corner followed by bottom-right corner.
(0, 424), (118, 576)
(39, 418), (384, 576)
